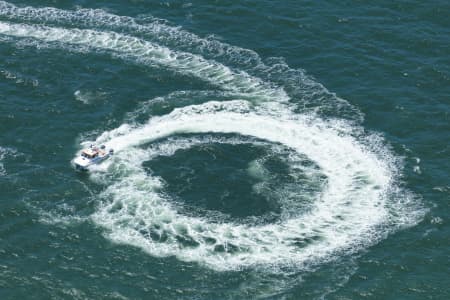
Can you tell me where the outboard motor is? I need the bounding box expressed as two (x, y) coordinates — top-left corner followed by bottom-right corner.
(109, 149), (114, 155)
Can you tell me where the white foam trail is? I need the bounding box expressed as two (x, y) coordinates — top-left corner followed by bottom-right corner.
(0, 1), (267, 67)
(0, 20), (287, 102)
(0, 1), (359, 118)
(87, 101), (402, 270)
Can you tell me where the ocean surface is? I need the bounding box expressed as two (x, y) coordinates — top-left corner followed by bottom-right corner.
(0, 1), (449, 299)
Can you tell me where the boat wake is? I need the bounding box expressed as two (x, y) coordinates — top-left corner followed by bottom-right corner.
(0, 1), (424, 271)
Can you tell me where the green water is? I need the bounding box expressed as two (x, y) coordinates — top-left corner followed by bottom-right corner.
(0, 1), (449, 299)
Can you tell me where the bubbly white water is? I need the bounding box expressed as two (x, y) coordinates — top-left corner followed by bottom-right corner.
(0, 1), (423, 271)
(88, 101), (395, 270)
(0, 0), (358, 118)
(0, 20), (287, 103)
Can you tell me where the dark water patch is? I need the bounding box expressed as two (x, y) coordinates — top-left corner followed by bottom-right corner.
(144, 142), (282, 223)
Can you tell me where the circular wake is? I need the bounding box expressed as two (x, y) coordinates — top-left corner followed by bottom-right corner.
(0, 1), (423, 271)
(89, 101), (397, 270)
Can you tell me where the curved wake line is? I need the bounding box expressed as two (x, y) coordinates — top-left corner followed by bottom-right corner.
(0, 20), (287, 102)
(0, 1), (295, 75)
(0, 0), (359, 119)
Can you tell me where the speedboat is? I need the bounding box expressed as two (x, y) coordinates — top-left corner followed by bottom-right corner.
(73, 145), (113, 170)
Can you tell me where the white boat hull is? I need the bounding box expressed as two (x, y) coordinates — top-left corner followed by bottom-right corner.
(73, 146), (113, 170)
